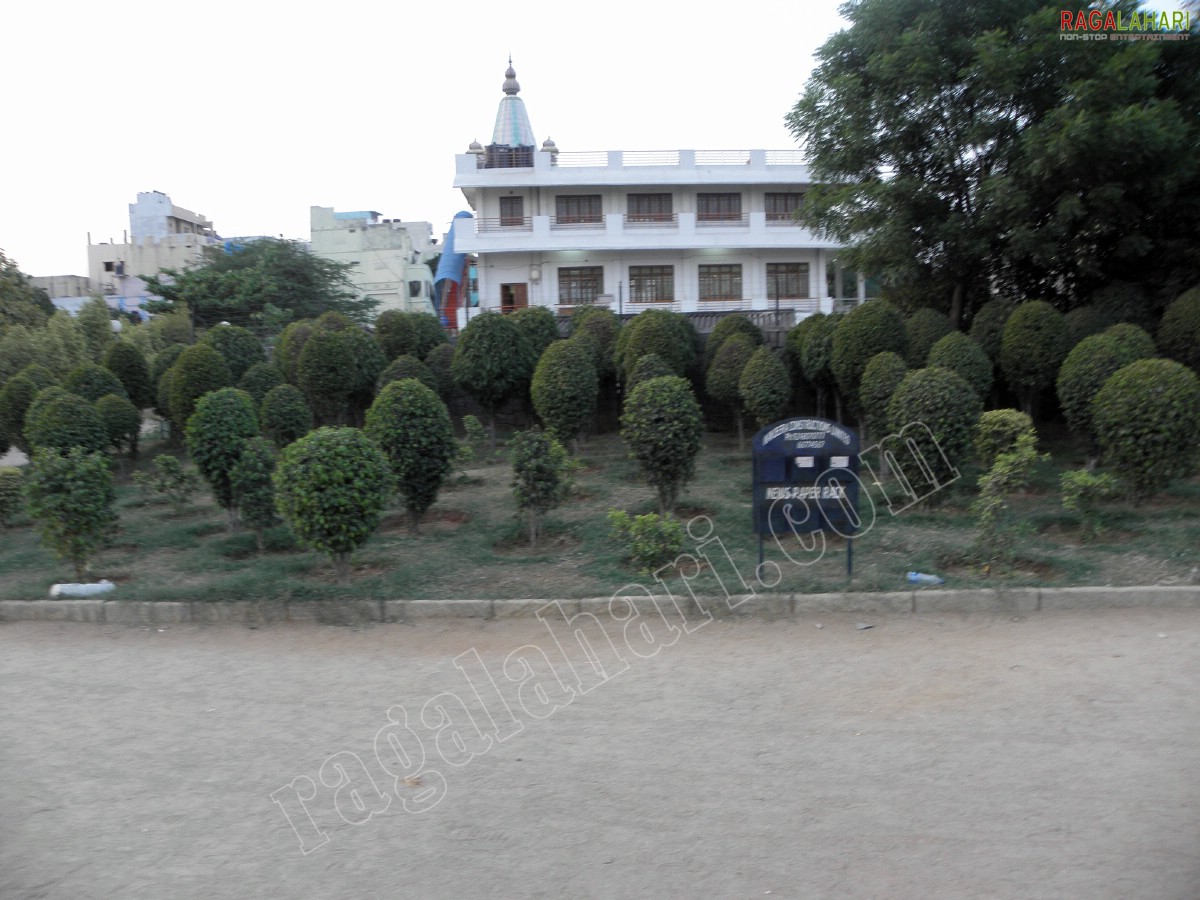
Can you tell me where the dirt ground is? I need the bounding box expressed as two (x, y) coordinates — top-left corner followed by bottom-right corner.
(3, 608), (1199, 899)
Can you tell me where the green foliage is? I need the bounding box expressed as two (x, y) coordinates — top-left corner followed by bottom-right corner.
(607, 510), (684, 575)
(832, 299), (907, 412)
(999, 301), (1070, 414)
(974, 409), (1035, 469)
(1157, 287), (1200, 374)
(1093, 358), (1200, 500)
(167, 344), (233, 432)
(230, 437), (279, 550)
(273, 426), (392, 580)
(24, 447), (118, 579)
(185, 387), (259, 515)
(260, 384), (312, 447)
(904, 308), (953, 367)
(0, 366), (56, 454)
(296, 330), (355, 424)
(451, 312), (536, 437)
(144, 237), (375, 332)
(76, 297), (116, 362)
(462, 414), (487, 450)
(103, 340), (152, 409)
(971, 432), (1045, 566)
(510, 428), (573, 547)
(95, 394), (142, 459)
(378, 354), (438, 394)
(510, 306), (560, 360)
(0, 249), (52, 329)
(927, 331), (993, 400)
(0, 466), (23, 529)
(1102, 323), (1157, 363)
(705, 334), (755, 433)
(531, 338), (599, 446)
(237, 362), (286, 406)
(274, 319), (315, 383)
(202, 324), (266, 381)
(422, 343), (459, 405)
(1092, 282), (1154, 330)
(24, 388), (109, 456)
(340, 327), (388, 420)
(1060, 469), (1121, 539)
(1056, 334), (1132, 446)
(133, 454), (201, 515)
(620, 375), (703, 513)
(886, 367), (982, 475)
(569, 306), (621, 379)
(738, 347), (791, 428)
(704, 315), (764, 368)
(64, 362), (127, 403)
(968, 299), (1014, 362)
(373, 310), (448, 361)
(1064, 306), (1109, 347)
(0, 325), (41, 385)
(150, 343), (187, 396)
(614, 308), (697, 381)
(627, 353), (675, 395)
(858, 351), (908, 437)
(365, 379), (456, 532)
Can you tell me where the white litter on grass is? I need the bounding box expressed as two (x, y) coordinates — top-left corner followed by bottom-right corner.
(49, 580), (115, 598)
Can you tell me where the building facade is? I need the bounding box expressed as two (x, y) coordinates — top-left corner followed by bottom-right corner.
(449, 64), (865, 331)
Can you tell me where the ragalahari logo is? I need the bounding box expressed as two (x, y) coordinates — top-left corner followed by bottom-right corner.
(1059, 8), (1192, 40)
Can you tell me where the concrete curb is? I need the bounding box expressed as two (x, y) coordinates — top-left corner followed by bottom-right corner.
(2, 586), (1199, 626)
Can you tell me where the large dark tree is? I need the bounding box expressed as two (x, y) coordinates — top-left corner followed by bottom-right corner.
(0, 250), (53, 329)
(144, 238), (377, 332)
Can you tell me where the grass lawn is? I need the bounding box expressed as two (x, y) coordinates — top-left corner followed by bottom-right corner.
(0, 424), (1197, 604)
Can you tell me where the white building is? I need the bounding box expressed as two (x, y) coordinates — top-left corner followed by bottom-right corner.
(449, 63), (865, 331)
(309, 206), (436, 317)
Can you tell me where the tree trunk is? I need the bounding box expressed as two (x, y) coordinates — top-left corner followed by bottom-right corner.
(834, 392), (845, 425)
(408, 509), (421, 535)
(529, 511), (539, 547)
(488, 412), (497, 454)
(255, 529), (265, 554)
(949, 282), (964, 330)
(333, 553), (351, 583)
(226, 506), (239, 532)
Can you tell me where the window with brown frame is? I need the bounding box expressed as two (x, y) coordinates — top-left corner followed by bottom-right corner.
(698, 264), (742, 301)
(555, 195), (603, 224)
(697, 193), (742, 222)
(766, 262), (810, 299)
(765, 192), (805, 222)
(499, 196), (524, 226)
(627, 193), (673, 222)
(558, 266), (604, 305)
(629, 265), (675, 303)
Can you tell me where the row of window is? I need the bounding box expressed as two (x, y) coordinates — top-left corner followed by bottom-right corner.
(499, 192), (804, 225)
(557, 263), (811, 304)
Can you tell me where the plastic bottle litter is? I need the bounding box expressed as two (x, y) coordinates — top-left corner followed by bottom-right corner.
(906, 571), (944, 585)
(49, 580), (115, 598)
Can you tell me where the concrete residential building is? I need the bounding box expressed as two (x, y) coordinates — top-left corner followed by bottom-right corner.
(449, 62), (865, 332)
(309, 206), (436, 317)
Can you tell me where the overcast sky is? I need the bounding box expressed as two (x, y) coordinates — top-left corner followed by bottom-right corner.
(2, 0), (850, 277)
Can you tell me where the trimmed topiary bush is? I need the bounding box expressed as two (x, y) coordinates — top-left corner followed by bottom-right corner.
(167, 344), (233, 433)
(858, 351), (908, 439)
(968, 298), (1014, 362)
(340, 326), (389, 423)
(365, 378), (457, 533)
(422, 342), (459, 403)
(607, 510), (684, 575)
(999, 300), (1070, 415)
(886, 367), (983, 477)
(202, 324), (266, 381)
(975, 409), (1035, 469)
(77, 297), (116, 362)
(374, 310), (448, 361)
(705, 334), (755, 446)
(1103, 323), (1156, 363)
(1092, 358), (1200, 500)
(569, 306), (621, 380)
(1156, 287), (1200, 374)
(275, 319), (316, 384)
(1064, 306), (1108, 348)
(296, 330), (355, 424)
(378, 355), (439, 394)
(24, 447), (118, 579)
(614, 308), (697, 382)
(0, 466), (23, 529)
(237, 362), (286, 406)
(904, 308), (953, 367)
(787, 312), (841, 417)
(620, 375), (703, 514)
(95, 393), (142, 459)
(274, 426), (393, 581)
(0, 366), (57, 454)
(451, 311), (537, 448)
(927, 331), (993, 400)
(260, 384), (312, 447)
(1056, 334), (1132, 450)
(627, 353), (675, 395)
(738, 346), (791, 429)
(150, 344), (187, 415)
(704, 314), (764, 368)
(24, 388), (109, 456)
(64, 363), (127, 403)
(511, 428), (573, 547)
(103, 340), (152, 409)
(1092, 281), (1153, 330)
(510, 306), (561, 360)
(185, 387), (259, 526)
(230, 436), (279, 552)
(531, 338), (599, 447)
(832, 299), (908, 414)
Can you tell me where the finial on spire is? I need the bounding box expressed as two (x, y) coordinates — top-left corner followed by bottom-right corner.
(503, 58), (520, 96)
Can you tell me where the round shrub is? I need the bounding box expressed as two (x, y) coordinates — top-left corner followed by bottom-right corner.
(25, 447), (117, 580)
(614, 308), (697, 381)
(510, 306), (560, 360)
(886, 367), (983, 474)
(24, 388), (108, 456)
(185, 387), (260, 517)
(340, 326), (388, 417)
(167, 344), (233, 432)
(260, 383), (312, 447)
(1093, 358), (1200, 499)
(237, 362), (286, 406)
(975, 409), (1035, 468)
(832, 299), (908, 411)
(705, 334), (755, 426)
(1157, 287), (1200, 373)
(859, 351), (908, 437)
(511, 428), (573, 547)
(274, 319), (315, 383)
(149, 343), (187, 397)
(569, 306), (621, 379)
(365, 379), (457, 532)
(378, 355), (438, 394)
(451, 312), (536, 440)
(1092, 281), (1153, 330)
(704, 315), (763, 368)
(296, 330), (355, 423)
(968, 298), (1014, 362)
(230, 436), (279, 550)
(620, 376), (703, 513)
(0, 367), (56, 454)
(315, 311), (354, 332)
(1064, 306), (1108, 348)
(1103, 323), (1156, 363)
(374, 310), (448, 361)
(274, 426), (392, 580)
(999, 300), (1070, 414)
(64, 363), (127, 403)
(531, 338), (599, 446)
(927, 331), (993, 400)
(95, 393), (142, 458)
(202, 324), (265, 381)
(738, 347), (791, 428)
(627, 353), (675, 395)
(0, 466), (23, 529)
(103, 340), (152, 409)
(904, 308), (953, 367)
(422, 342), (459, 405)
(1056, 334), (1132, 444)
